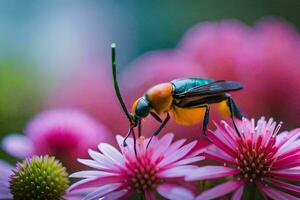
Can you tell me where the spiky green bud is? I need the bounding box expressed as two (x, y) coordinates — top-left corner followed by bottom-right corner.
(10, 155), (69, 200)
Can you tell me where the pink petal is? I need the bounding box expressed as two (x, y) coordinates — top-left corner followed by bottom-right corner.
(269, 178), (300, 194)
(276, 129), (300, 155)
(159, 141), (197, 167)
(158, 165), (198, 178)
(256, 182), (299, 200)
(195, 180), (243, 200)
(270, 168), (300, 181)
(98, 143), (125, 165)
(207, 130), (237, 158)
(164, 139), (187, 156)
(87, 149), (118, 170)
(2, 134), (33, 159)
(78, 159), (104, 169)
(68, 176), (122, 192)
(152, 133), (174, 161)
(157, 184), (195, 200)
(232, 185), (244, 200)
(185, 166), (240, 181)
(203, 145), (235, 165)
(102, 189), (128, 200)
(82, 183), (121, 200)
(70, 170), (117, 178)
(144, 191), (156, 200)
(172, 156), (205, 166)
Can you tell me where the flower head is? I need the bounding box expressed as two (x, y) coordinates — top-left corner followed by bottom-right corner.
(69, 133), (205, 199)
(3, 109), (112, 171)
(186, 117), (300, 199)
(10, 155), (69, 200)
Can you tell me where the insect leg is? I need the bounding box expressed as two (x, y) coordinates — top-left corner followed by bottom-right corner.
(202, 105), (210, 136)
(150, 111), (163, 123)
(227, 96), (241, 137)
(146, 113), (170, 149)
(138, 120), (142, 138)
(131, 128), (138, 156)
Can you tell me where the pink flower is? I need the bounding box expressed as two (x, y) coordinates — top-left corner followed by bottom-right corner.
(48, 66), (128, 134)
(69, 133), (205, 200)
(180, 18), (300, 128)
(186, 118), (300, 199)
(121, 50), (209, 141)
(0, 160), (13, 199)
(2, 109), (113, 171)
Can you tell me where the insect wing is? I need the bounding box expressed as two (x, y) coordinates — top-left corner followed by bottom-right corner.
(174, 80), (243, 98)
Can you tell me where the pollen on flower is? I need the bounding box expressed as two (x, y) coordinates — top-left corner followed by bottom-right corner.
(126, 152), (163, 192)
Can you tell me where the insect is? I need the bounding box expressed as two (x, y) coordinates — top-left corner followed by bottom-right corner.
(111, 44), (243, 151)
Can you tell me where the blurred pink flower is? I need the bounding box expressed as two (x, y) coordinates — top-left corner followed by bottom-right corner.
(0, 160), (13, 199)
(180, 18), (300, 128)
(3, 109), (113, 171)
(69, 133), (205, 200)
(121, 50), (210, 141)
(186, 118), (300, 199)
(48, 66), (128, 135)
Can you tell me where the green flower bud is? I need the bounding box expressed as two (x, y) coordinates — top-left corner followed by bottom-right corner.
(10, 155), (69, 200)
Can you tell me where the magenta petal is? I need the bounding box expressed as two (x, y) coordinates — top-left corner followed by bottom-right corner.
(185, 166), (240, 181)
(270, 168), (300, 181)
(195, 180), (243, 200)
(232, 185), (244, 200)
(269, 178), (300, 194)
(82, 183), (121, 200)
(144, 191), (156, 200)
(157, 184), (195, 200)
(158, 165), (198, 178)
(257, 182), (299, 200)
(2, 134), (33, 159)
(102, 189), (128, 200)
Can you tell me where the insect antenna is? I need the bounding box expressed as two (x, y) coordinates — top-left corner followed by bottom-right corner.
(111, 43), (138, 155)
(111, 43), (133, 124)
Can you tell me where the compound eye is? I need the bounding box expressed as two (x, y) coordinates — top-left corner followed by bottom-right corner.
(134, 98), (150, 118)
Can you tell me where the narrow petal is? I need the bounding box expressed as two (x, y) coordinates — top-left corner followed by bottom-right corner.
(152, 133), (174, 161)
(103, 189), (128, 200)
(203, 145), (235, 165)
(172, 156), (205, 166)
(87, 149), (116, 170)
(185, 166), (240, 181)
(232, 184), (244, 200)
(207, 130), (237, 158)
(157, 184), (195, 200)
(158, 165), (198, 178)
(270, 169), (300, 181)
(144, 190), (156, 200)
(159, 141), (197, 167)
(164, 139), (186, 156)
(98, 143), (125, 165)
(70, 170), (117, 178)
(82, 183), (121, 200)
(269, 178), (300, 194)
(2, 134), (33, 159)
(68, 176), (122, 192)
(257, 182), (299, 200)
(195, 180), (243, 200)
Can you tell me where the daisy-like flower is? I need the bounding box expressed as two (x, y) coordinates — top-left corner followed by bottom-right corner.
(69, 133), (205, 200)
(186, 117), (300, 200)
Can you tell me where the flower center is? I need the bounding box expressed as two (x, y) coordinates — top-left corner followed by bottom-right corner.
(127, 155), (163, 192)
(235, 136), (276, 183)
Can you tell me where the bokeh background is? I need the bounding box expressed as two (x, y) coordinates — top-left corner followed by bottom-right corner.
(1, 0), (300, 165)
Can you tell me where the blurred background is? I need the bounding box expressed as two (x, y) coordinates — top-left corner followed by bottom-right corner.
(1, 0), (300, 165)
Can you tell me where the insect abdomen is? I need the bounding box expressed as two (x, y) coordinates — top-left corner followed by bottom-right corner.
(171, 78), (214, 95)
